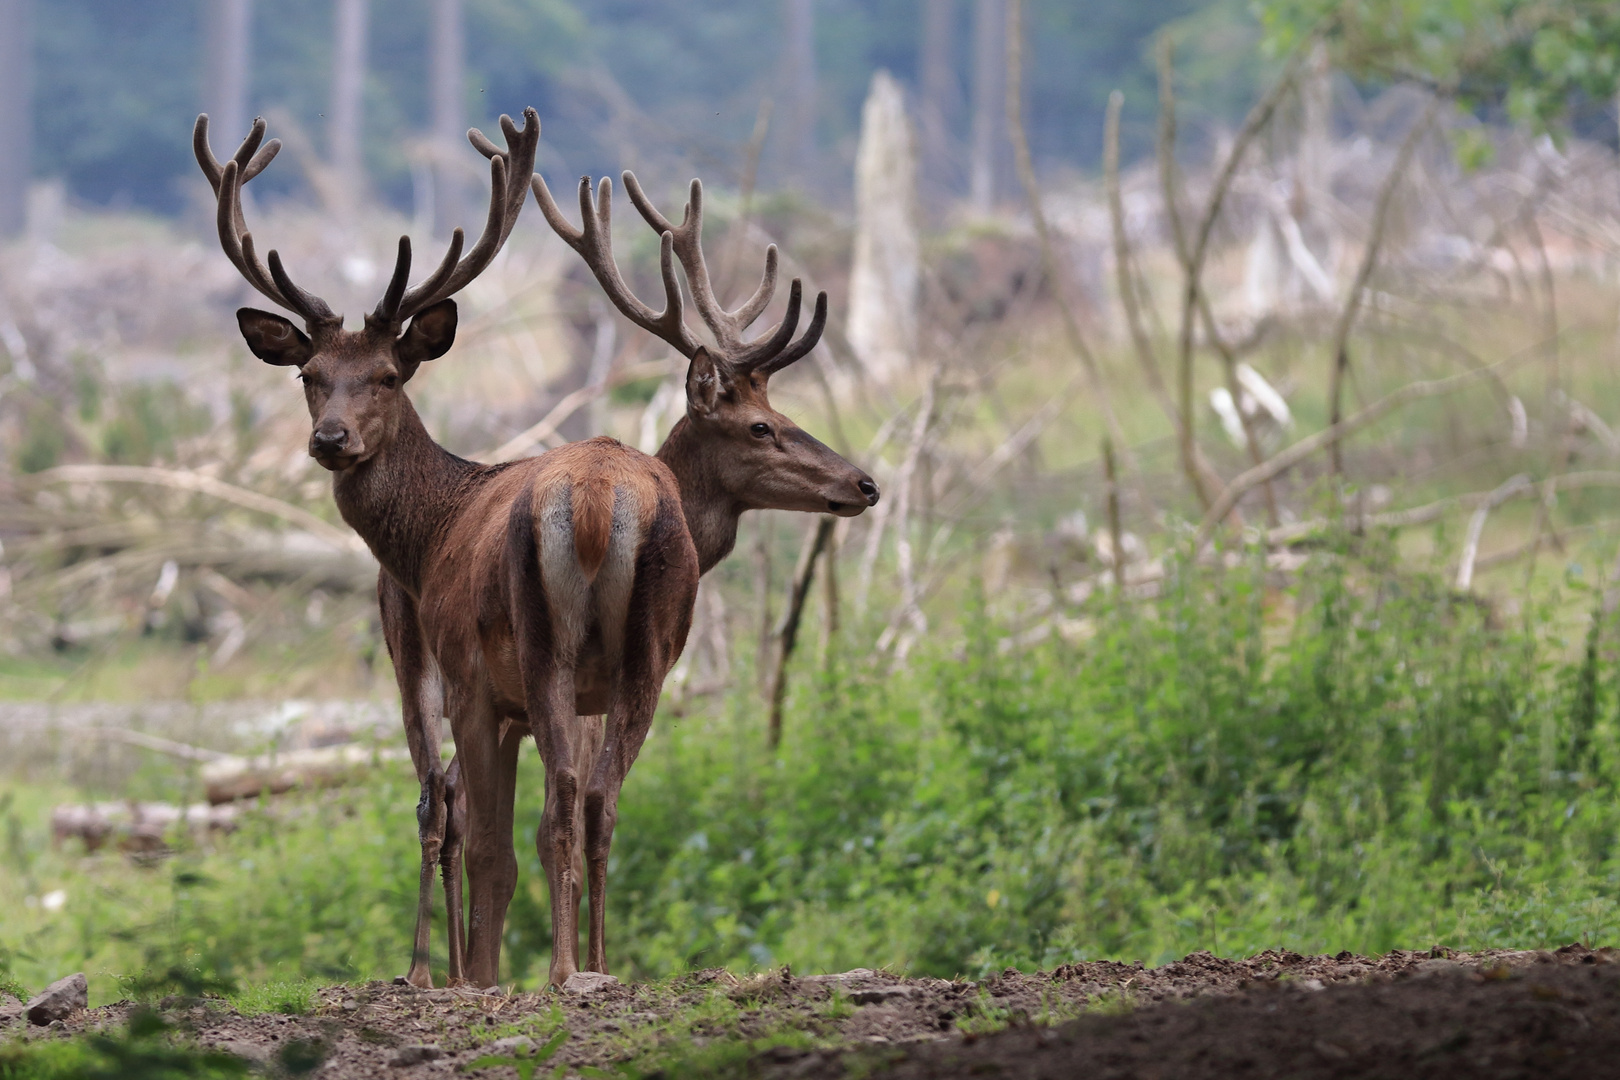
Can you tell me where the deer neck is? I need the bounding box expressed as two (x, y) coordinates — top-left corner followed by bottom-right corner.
(656, 416), (743, 576)
(331, 396), (480, 596)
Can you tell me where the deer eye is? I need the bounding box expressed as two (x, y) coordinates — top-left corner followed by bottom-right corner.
(750, 422), (771, 438)
(381, 374), (399, 390)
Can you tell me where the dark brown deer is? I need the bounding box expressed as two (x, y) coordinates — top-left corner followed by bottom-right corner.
(195, 112), (878, 988)
(194, 107), (537, 987)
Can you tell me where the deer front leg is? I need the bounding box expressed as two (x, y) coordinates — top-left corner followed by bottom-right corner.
(406, 767), (446, 988)
(379, 573), (450, 989)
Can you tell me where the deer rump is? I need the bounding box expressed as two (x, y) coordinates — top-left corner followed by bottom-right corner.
(453, 436), (695, 721)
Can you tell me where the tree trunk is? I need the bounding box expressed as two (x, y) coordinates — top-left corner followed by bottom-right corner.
(0, 0), (31, 238)
(329, 0), (369, 204)
(917, 0), (958, 207)
(969, 0), (1004, 212)
(429, 0), (465, 237)
(782, 0), (818, 184)
(204, 0), (254, 146)
(847, 72), (920, 382)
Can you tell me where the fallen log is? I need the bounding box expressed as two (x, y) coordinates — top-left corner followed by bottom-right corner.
(200, 744), (412, 805)
(51, 801), (239, 852)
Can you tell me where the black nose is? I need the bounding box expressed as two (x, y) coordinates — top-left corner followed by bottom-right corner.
(858, 478), (879, 506)
(312, 427), (349, 454)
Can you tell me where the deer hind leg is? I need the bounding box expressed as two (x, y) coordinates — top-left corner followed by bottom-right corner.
(441, 754), (469, 985)
(531, 668), (584, 987)
(584, 520), (693, 975)
(457, 695), (522, 989)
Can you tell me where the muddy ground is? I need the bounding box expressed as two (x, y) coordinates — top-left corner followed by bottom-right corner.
(7, 944), (1620, 1077)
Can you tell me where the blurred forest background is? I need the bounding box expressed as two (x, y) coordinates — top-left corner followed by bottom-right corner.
(7, 0), (1620, 1000)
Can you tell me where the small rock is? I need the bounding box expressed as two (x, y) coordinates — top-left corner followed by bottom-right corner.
(849, 986), (914, 1005)
(389, 1044), (442, 1067)
(1415, 958), (1465, 978)
(26, 973), (87, 1025)
(563, 972), (619, 995)
(1296, 978), (1325, 992)
(215, 1039), (271, 1064)
(799, 968), (876, 985)
(485, 1036), (534, 1055)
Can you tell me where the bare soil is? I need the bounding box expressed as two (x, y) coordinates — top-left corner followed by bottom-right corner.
(8, 944), (1620, 1077)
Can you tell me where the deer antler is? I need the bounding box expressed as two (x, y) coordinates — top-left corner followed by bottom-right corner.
(194, 114), (339, 328)
(532, 170), (827, 375)
(374, 107), (541, 327)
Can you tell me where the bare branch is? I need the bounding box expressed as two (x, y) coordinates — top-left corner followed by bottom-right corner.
(1328, 96), (1440, 474)
(32, 465), (365, 553)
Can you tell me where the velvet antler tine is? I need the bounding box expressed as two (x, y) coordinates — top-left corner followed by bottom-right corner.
(757, 289), (827, 375)
(403, 228), (463, 313)
(596, 175), (613, 235)
(372, 236), (413, 324)
(268, 249), (337, 323)
(242, 139), (281, 183)
(231, 117), (267, 171)
(530, 175), (584, 249)
(657, 231), (686, 328)
(467, 129), (499, 159)
(735, 278), (802, 369)
(194, 115), (224, 191)
(731, 245), (779, 332)
(621, 171), (675, 235)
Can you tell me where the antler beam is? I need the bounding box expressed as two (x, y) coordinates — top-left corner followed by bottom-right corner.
(194, 115), (338, 327)
(374, 107), (541, 327)
(532, 170), (827, 376)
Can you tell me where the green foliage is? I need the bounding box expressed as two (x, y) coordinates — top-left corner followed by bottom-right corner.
(101, 383), (211, 465)
(0, 1007), (249, 1080)
(8, 544), (1620, 996)
(14, 403), (63, 474)
(463, 1028), (568, 1080)
(1259, 0), (1620, 132)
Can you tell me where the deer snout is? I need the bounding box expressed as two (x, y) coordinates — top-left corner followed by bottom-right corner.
(826, 472), (879, 516)
(309, 422), (356, 468)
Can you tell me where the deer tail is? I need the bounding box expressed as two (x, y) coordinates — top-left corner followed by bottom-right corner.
(571, 477), (615, 585)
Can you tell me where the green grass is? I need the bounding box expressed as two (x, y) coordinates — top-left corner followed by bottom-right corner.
(225, 978), (321, 1017)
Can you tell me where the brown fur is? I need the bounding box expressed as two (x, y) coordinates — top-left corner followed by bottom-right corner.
(571, 477), (615, 584)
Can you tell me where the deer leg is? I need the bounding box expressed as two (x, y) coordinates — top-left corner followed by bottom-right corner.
(378, 573), (450, 989)
(405, 767), (446, 988)
(584, 674), (666, 974)
(440, 754), (469, 985)
(533, 680), (581, 987)
(458, 697), (521, 989)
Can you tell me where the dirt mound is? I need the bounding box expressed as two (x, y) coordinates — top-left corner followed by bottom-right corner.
(6, 945), (1617, 1077)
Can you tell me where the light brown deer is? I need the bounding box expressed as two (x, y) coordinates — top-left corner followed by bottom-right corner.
(195, 112), (878, 987)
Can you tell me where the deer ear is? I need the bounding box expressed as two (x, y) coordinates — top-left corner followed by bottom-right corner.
(398, 299), (458, 379)
(237, 308), (314, 367)
(685, 347), (725, 418)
